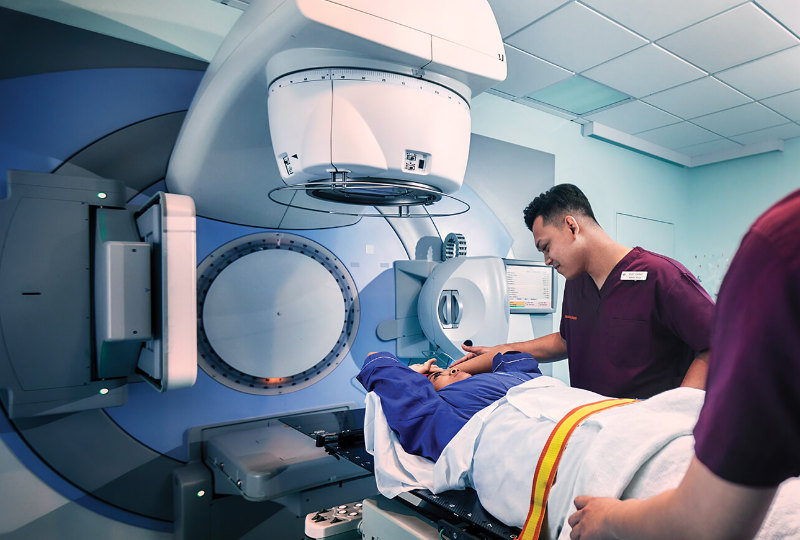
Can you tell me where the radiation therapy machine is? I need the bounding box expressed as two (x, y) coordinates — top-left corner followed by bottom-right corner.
(0, 0), (573, 538)
(166, 0), (508, 226)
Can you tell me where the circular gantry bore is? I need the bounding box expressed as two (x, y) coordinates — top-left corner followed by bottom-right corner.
(197, 232), (359, 394)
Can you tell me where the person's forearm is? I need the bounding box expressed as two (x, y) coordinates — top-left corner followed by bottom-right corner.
(605, 488), (772, 540)
(681, 350), (709, 390)
(454, 352), (495, 374)
(585, 459), (776, 540)
(602, 490), (687, 539)
(523, 332), (568, 361)
(457, 332), (567, 374)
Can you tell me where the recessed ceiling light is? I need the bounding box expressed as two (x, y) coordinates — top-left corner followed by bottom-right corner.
(526, 75), (631, 115)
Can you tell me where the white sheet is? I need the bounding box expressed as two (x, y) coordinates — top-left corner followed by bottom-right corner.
(364, 376), (800, 539)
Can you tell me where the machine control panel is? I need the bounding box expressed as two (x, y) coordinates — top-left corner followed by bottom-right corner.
(305, 501), (363, 539)
(403, 150), (430, 173)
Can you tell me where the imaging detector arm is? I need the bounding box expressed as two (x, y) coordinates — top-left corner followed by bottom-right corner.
(0, 170), (197, 418)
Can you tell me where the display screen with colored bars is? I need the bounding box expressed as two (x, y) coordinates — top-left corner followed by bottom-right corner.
(504, 260), (557, 314)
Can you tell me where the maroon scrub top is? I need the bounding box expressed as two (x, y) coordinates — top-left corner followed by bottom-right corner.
(560, 247), (714, 399)
(694, 189), (800, 487)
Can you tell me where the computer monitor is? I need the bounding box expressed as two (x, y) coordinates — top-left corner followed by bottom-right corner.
(503, 259), (557, 314)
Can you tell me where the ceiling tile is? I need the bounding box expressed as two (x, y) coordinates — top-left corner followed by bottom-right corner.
(485, 88), (515, 99)
(585, 100), (680, 133)
(635, 121), (721, 148)
(527, 75), (630, 114)
(506, 2), (647, 72)
(583, 44), (706, 98)
(691, 102), (788, 136)
(486, 0), (570, 38)
(757, 0), (800, 37)
(762, 89), (800, 121)
(492, 45), (573, 97)
(656, 3), (799, 73)
(642, 76), (751, 119)
(581, 0), (743, 40)
(677, 138), (742, 157)
(715, 46), (800, 99)
(730, 122), (800, 145)
(512, 96), (578, 120)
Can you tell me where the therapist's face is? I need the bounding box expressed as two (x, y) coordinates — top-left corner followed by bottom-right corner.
(427, 367), (471, 391)
(532, 215), (582, 279)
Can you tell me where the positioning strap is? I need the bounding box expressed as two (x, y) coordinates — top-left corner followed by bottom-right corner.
(518, 398), (637, 540)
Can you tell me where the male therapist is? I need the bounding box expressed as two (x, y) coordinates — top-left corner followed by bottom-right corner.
(457, 184), (713, 399)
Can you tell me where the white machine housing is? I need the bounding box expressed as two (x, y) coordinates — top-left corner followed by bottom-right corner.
(166, 0), (506, 226)
(134, 193), (198, 391)
(417, 257), (510, 361)
(94, 191), (198, 392)
(268, 67), (470, 197)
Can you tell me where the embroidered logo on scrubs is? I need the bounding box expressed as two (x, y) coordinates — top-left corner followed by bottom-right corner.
(564, 315), (577, 320)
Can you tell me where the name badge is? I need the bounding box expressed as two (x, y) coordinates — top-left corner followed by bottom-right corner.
(621, 271), (648, 281)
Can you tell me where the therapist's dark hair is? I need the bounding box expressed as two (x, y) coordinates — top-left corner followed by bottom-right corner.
(523, 183), (598, 230)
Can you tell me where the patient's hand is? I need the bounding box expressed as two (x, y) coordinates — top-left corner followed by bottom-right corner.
(408, 358), (437, 374)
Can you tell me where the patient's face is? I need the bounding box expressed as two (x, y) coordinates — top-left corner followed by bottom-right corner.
(427, 367), (471, 391)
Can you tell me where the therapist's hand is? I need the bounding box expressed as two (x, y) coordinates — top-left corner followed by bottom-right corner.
(568, 495), (622, 540)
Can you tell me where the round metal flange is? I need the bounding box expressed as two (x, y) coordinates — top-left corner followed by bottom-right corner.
(196, 232), (359, 394)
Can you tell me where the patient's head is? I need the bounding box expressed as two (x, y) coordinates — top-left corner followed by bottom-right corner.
(427, 367), (471, 391)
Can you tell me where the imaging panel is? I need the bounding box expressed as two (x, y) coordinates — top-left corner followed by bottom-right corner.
(0, 171), (130, 416)
(505, 259), (557, 314)
(0, 170), (196, 418)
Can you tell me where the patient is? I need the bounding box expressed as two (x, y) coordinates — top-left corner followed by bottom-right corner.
(363, 368), (800, 539)
(357, 350), (542, 461)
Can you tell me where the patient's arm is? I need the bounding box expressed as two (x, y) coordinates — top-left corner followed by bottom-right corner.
(568, 457), (777, 540)
(454, 332), (567, 374)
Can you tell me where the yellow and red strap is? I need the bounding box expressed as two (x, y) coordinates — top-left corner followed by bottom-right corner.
(518, 398), (637, 540)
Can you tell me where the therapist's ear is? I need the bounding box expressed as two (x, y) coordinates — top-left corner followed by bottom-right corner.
(564, 215), (580, 237)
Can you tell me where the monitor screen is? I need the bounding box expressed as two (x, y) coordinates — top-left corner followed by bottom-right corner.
(504, 259), (556, 314)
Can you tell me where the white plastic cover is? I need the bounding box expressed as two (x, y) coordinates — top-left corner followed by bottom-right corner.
(268, 68), (471, 192)
(166, 0), (506, 226)
(136, 193), (198, 391)
(417, 257), (510, 360)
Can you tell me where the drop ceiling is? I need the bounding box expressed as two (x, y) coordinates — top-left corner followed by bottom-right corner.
(5, 0), (800, 167)
(487, 0), (800, 166)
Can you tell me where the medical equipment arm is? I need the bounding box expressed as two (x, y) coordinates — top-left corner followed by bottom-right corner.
(568, 457), (777, 540)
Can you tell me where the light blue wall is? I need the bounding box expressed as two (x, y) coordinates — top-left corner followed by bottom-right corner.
(471, 94), (691, 242)
(472, 93), (800, 304)
(471, 94), (693, 381)
(683, 137), (800, 297)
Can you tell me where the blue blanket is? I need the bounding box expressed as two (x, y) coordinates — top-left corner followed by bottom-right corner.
(357, 351), (541, 460)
